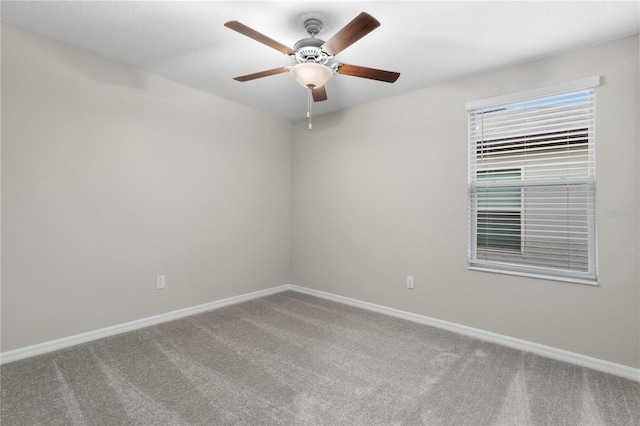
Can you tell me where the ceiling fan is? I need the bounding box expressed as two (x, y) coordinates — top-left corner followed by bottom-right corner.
(224, 12), (400, 127)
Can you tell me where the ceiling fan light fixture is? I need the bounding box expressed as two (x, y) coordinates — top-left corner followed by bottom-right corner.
(290, 63), (333, 89)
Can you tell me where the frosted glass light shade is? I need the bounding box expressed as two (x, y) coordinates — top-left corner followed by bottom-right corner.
(290, 63), (333, 88)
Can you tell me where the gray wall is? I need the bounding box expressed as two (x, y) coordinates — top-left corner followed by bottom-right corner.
(291, 35), (639, 368)
(1, 25), (293, 351)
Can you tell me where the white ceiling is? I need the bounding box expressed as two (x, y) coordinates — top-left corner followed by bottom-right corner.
(2, 1), (638, 122)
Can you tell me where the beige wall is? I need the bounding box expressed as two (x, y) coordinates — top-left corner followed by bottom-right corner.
(1, 24), (293, 351)
(291, 35), (640, 368)
(2, 22), (638, 370)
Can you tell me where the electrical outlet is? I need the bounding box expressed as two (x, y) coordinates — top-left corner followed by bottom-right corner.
(156, 275), (166, 290)
(406, 275), (414, 289)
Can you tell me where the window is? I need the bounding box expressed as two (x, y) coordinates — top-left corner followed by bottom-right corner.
(467, 77), (599, 284)
(477, 169), (522, 252)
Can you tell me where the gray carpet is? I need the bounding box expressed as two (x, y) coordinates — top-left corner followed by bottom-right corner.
(1, 291), (639, 425)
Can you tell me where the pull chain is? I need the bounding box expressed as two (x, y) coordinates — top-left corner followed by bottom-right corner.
(307, 85), (313, 131)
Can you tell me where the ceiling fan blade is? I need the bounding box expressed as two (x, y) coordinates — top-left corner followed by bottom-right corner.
(336, 64), (400, 83)
(312, 85), (328, 102)
(224, 21), (294, 55)
(321, 12), (380, 56)
(233, 67), (289, 82)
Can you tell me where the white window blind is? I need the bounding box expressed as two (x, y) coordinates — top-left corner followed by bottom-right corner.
(467, 78), (599, 284)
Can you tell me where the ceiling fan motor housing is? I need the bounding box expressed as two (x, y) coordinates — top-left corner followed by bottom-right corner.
(294, 38), (331, 64)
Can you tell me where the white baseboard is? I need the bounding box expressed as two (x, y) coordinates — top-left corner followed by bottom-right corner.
(289, 285), (640, 382)
(2, 283), (638, 383)
(0, 285), (290, 365)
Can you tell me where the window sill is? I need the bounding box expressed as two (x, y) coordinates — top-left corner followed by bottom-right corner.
(468, 264), (598, 286)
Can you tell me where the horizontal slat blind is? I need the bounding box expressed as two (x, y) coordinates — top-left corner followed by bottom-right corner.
(468, 85), (597, 284)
